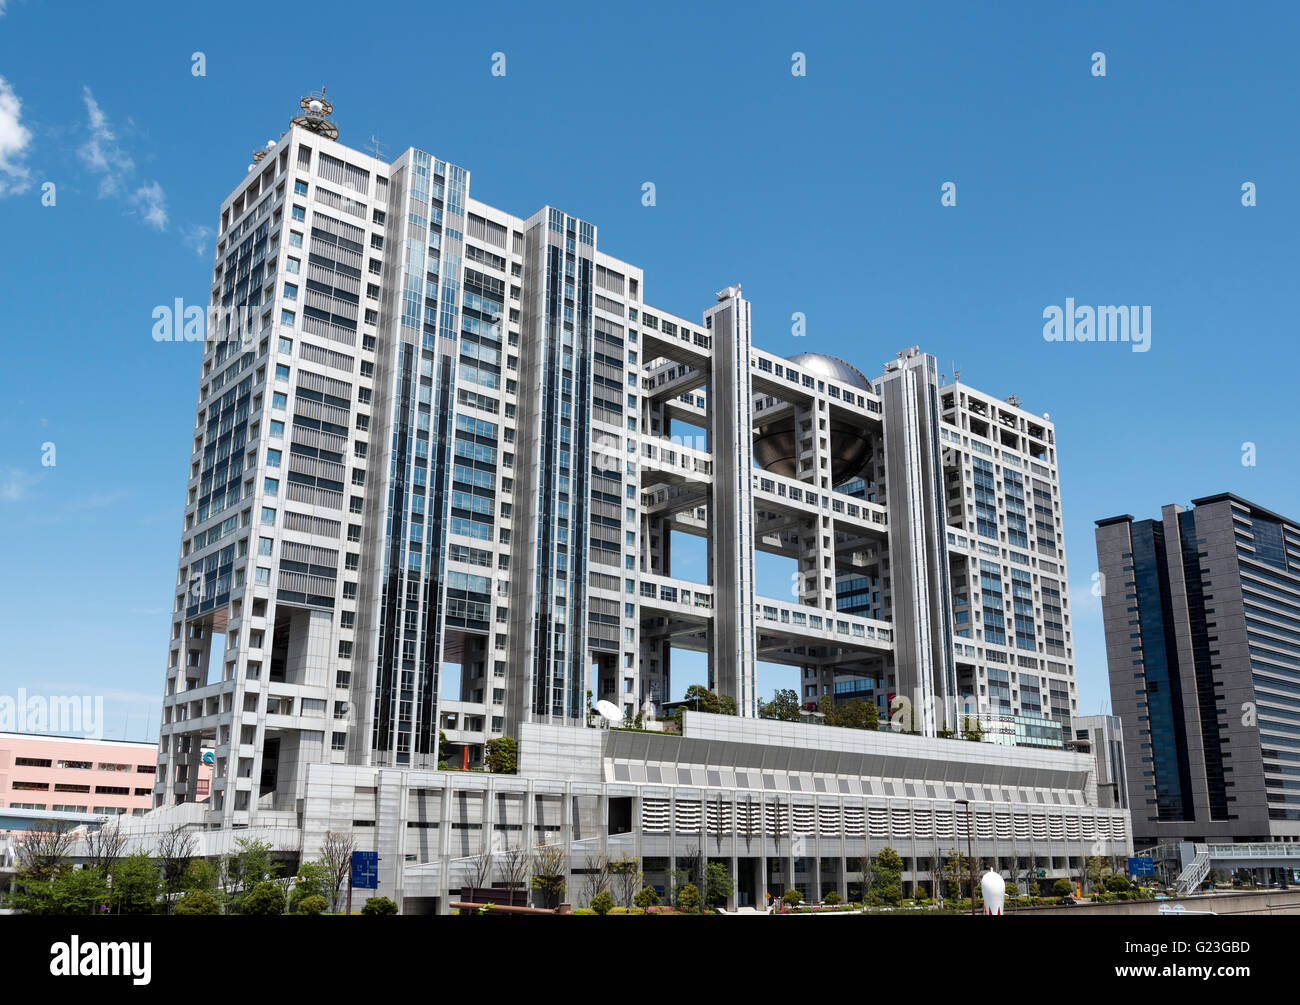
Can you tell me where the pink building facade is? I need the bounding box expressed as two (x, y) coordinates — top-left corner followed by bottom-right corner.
(0, 733), (208, 821)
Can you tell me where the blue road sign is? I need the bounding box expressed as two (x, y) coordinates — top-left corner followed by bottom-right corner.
(1128, 856), (1155, 876)
(352, 850), (378, 889)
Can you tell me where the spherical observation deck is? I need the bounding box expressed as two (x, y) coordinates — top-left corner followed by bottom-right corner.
(754, 353), (875, 484)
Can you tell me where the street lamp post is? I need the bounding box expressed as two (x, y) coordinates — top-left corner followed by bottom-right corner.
(956, 799), (976, 916)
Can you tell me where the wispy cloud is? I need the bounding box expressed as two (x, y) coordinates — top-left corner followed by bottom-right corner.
(78, 86), (168, 229)
(0, 75), (32, 196)
(181, 222), (214, 256)
(62, 488), (131, 513)
(132, 179), (168, 230)
(0, 467), (38, 502)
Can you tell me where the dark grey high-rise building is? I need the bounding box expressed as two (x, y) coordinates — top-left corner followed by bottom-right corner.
(1095, 493), (1300, 848)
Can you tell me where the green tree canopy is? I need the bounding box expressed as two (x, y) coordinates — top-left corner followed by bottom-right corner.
(113, 852), (162, 915)
(175, 890), (220, 915)
(673, 685), (737, 726)
(703, 861), (733, 907)
(242, 881), (286, 916)
(486, 735), (518, 774)
(758, 688), (801, 721)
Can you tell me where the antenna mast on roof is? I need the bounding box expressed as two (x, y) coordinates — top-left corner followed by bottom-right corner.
(291, 89), (339, 141)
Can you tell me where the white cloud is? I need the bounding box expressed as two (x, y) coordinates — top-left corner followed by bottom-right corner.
(78, 86), (134, 197)
(181, 222), (214, 256)
(132, 179), (167, 230)
(1, 467), (36, 502)
(78, 86), (169, 230)
(0, 75), (33, 196)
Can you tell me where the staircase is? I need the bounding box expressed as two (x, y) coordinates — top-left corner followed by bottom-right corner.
(1174, 845), (1210, 894)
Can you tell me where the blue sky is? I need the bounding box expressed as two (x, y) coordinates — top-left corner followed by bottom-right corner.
(1, 1), (1297, 738)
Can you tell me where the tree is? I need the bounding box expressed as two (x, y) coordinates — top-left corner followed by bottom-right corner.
(634, 885), (660, 910)
(580, 853), (610, 906)
(500, 846), (530, 892)
(873, 846), (903, 906)
(84, 818), (126, 878)
(824, 890), (842, 905)
(467, 851), (495, 893)
(14, 821), (76, 882)
(758, 688), (801, 721)
(531, 844), (567, 909)
(183, 857), (217, 894)
(289, 859), (330, 914)
(296, 894), (328, 915)
(1085, 855), (1108, 893)
(485, 736), (518, 774)
(1051, 878), (1073, 898)
(362, 895), (398, 915)
(10, 821), (78, 914)
(44, 868), (109, 916)
(671, 846), (702, 906)
(942, 849), (971, 900)
(837, 697), (880, 731)
(817, 693), (839, 726)
(175, 890), (220, 915)
(113, 852), (162, 915)
(319, 830), (356, 913)
(782, 888), (802, 907)
(703, 861), (733, 908)
(610, 855), (641, 908)
(155, 825), (197, 913)
(242, 881), (286, 915)
(590, 889), (614, 915)
(226, 837), (277, 911)
(438, 730), (451, 770)
(677, 882), (700, 913)
(672, 685), (737, 727)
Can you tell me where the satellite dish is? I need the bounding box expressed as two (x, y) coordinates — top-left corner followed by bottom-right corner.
(595, 700), (622, 724)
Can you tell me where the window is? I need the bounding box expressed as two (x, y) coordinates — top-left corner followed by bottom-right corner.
(294, 180), (308, 195)
(266, 449), (281, 468)
(282, 283), (298, 300)
(272, 392), (287, 410)
(258, 536), (273, 556)
(255, 567), (271, 585)
(292, 205), (306, 221)
(269, 420), (285, 439)
(261, 507), (276, 526)
(280, 309), (295, 327)
(263, 478), (279, 497)
(278, 335), (293, 354)
(289, 230), (303, 248)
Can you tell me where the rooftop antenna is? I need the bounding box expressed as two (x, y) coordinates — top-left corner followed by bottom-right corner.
(368, 135), (387, 159)
(952, 361), (961, 383)
(291, 88), (339, 141)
